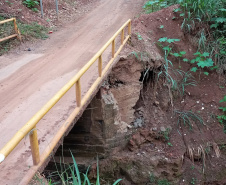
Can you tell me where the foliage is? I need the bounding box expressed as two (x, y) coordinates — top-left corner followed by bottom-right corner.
(47, 152), (122, 184)
(144, 0), (226, 72)
(218, 96), (226, 133)
(17, 22), (48, 40)
(160, 128), (171, 141)
(149, 173), (171, 185)
(174, 110), (204, 130)
(157, 37), (196, 95)
(189, 52), (214, 78)
(136, 33), (143, 40)
(0, 16), (48, 55)
(175, 0), (225, 70)
(190, 177), (196, 184)
(23, 0), (39, 8)
(143, 0), (168, 13)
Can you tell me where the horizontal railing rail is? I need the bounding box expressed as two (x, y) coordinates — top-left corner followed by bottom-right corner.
(0, 18), (22, 43)
(0, 19), (131, 184)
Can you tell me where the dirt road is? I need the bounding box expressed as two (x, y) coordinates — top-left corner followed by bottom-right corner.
(0, 0), (145, 184)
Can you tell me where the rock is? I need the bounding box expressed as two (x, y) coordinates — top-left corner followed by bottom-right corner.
(134, 118), (143, 128)
(160, 126), (166, 132)
(119, 55), (127, 61)
(152, 127), (157, 131)
(134, 122), (138, 128)
(167, 126), (172, 132)
(137, 107), (144, 113)
(154, 101), (160, 106)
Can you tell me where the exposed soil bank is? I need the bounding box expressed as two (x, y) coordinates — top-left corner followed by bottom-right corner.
(44, 5), (226, 185)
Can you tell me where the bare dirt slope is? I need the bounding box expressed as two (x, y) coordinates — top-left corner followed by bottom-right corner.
(0, 0), (146, 184)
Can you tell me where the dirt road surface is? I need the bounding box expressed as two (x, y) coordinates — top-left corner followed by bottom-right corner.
(0, 0), (145, 184)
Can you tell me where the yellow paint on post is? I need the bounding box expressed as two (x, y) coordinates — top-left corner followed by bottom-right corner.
(121, 29), (124, 45)
(98, 55), (102, 77)
(76, 79), (81, 107)
(112, 39), (115, 58)
(0, 18), (21, 43)
(29, 128), (40, 165)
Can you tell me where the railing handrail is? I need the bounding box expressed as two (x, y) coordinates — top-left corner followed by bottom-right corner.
(0, 19), (131, 171)
(0, 18), (21, 43)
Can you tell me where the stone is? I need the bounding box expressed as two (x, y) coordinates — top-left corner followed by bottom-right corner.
(160, 126), (166, 132)
(133, 118), (143, 128)
(167, 126), (172, 132)
(120, 55), (127, 61)
(154, 101), (159, 106)
(152, 127), (157, 131)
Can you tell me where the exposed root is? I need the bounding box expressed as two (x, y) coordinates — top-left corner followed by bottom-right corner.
(187, 142), (221, 174)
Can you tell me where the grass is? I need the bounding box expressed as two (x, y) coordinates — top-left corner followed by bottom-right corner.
(17, 22), (48, 40)
(0, 16), (48, 55)
(144, 0), (226, 74)
(45, 152), (122, 185)
(149, 173), (171, 185)
(174, 110), (204, 130)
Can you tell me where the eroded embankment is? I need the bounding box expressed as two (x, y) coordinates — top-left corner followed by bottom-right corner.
(44, 5), (226, 185)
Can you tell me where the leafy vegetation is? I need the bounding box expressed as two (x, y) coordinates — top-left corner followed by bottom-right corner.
(23, 0), (39, 8)
(46, 152), (122, 185)
(144, 0), (226, 73)
(17, 22), (48, 40)
(174, 110), (204, 130)
(23, 0), (39, 12)
(157, 37), (196, 96)
(218, 96), (226, 133)
(150, 173), (171, 185)
(0, 16), (48, 55)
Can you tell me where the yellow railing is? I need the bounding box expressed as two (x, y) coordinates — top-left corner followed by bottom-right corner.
(0, 18), (22, 43)
(0, 19), (131, 184)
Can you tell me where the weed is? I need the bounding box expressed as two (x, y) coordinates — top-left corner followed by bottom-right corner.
(167, 142), (173, 147)
(47, 152), (122, 184)
(171, 51), (186, 68)
(190, 177), (196, 184)
(189, 52), (214, 79)
(5, 0), (13, 6)
(218, 95), (226, 133)
(18, 22), (48, 40)
(151, 0), (226, 71)
(219, 144), (226, 150)
(23, 0), (39, 8)
(136, 33), (143, 40)
(149, 173), (171, 185)
(174, 110), (204, 130)
(143, 0), (169, 13)
(160, 128), (171, 141)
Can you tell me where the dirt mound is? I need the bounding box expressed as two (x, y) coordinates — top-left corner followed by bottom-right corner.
(89, 5), (226, 185)
(0, 0), (99, 27)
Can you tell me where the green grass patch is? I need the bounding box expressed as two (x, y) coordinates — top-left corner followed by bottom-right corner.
(0, 16), (48, 55)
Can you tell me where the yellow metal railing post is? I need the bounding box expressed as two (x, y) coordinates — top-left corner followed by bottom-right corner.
(128, 21), (131, 35)
(112, 39), (115, 58)
(29, 127), (40, 165)
(76, 79), (81, 107)
(98, 55), (102, 77)
(121, 29), (124, 45)
(0, 18), (21, 43)
(13, 18), (21, 41)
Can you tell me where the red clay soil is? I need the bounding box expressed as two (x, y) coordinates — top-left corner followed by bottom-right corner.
(90, 5), (226, 185)
(0, 0), (99, 27)
(0, 0), (146, 184)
